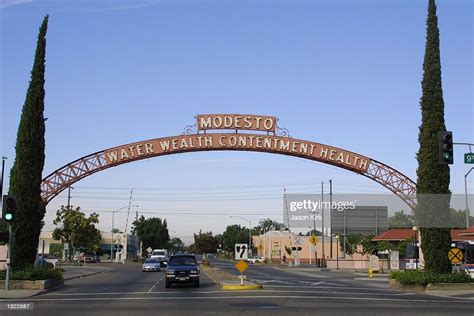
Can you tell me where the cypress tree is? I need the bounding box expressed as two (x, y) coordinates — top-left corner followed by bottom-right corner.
(415, 0), (452, 273)
(9, 15), (48, 269)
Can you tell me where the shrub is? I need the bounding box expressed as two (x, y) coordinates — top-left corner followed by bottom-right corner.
(0, 266), (63, 281)
(390, 270), (472, 286)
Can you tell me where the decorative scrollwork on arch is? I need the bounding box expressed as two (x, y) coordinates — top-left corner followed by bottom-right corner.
(182, 122), (197, 135)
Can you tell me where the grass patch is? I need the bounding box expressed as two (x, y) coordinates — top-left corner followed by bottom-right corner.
(0, 266), (63, 281)
(390, 270), (472, 286)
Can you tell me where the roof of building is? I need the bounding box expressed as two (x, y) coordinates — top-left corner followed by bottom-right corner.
(373, 228), (474, 242)
(372, 229), (414, 241)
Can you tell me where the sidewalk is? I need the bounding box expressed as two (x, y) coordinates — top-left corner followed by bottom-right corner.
(0, 265), (113, 299)
(425, 289), (474, 301)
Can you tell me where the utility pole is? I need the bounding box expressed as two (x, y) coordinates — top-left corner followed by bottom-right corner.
(67, 186), (73, 208)
(465, 167), (474, 228)
(321, 181), (325, 266)
(0, 157), (6, 198)
(1, 157), (10, 291)
(329, 179), (333, 259)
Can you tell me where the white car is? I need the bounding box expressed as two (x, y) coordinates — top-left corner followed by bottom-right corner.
(142, 258), (161, 272)
(246, 256), (264, 264)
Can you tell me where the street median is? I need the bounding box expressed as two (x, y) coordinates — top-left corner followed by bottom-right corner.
(201, 265), (263, 290)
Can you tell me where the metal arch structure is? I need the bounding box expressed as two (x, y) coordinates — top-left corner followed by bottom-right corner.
(41, 136), (417, 210)
(365, 160), (417, 210)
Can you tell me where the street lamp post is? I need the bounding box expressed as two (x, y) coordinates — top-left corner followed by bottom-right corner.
(336, 235), (340, 270)
(111, 205), (138, 262)
(412, 226), (418, 269)
(465, 167), (474, 229)
(230, 216), (252, 256)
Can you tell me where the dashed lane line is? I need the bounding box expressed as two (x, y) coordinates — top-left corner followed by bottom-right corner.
(148, 275), (163, 293)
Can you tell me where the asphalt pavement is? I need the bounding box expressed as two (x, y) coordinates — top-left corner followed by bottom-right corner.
(0, 260), (473, 315)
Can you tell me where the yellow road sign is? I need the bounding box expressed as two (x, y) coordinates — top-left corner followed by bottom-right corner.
(309, 235), (318, 245)
(235, 260), (249, 273)
(258, 245), (263, 251)
(448, 248), (463, 264)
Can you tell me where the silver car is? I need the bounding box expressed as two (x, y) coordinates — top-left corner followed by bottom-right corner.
(142, 258), (161, 272)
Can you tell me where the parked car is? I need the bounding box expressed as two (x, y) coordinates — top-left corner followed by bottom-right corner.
(34, 254), (54, 268)
(246, 256), (264, 264)
(165, 254), (200, 288)
(142, 258), (161, 272)
(79, 251), (100, 263)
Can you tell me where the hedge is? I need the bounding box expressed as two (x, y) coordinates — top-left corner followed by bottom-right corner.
(0, 266), (63, 281)
(390, 270), (472, 286)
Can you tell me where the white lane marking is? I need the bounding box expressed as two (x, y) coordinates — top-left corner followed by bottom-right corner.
(2, 295), (471, 304)
(148, 276), (163, 293)
(40, 289), (421, 297)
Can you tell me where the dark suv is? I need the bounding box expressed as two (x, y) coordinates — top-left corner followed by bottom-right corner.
(165, 254), (200, 288)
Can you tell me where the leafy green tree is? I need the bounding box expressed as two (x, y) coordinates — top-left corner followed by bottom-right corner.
(132, 216), (170, 254)
(52, 205), (102, 258)
(377, 240), (394, 252)
(415, 0), (452, 273)
(340, 234), (376, 256)
(305, 229), (322, 236)
(388, 210), (415, 229)
(448, 209), (474, 228)
(8, 16), (48, 269)
(398, 237), (415, 259)
(253, 218), (285, 235)
(359, 235), (377, 255)
(193, 230), (219, 256)
(222, 224), (249, 253)
(49, 243), (63, 257)
(168, 237), (184, 253)
(186, 243), (198, 254)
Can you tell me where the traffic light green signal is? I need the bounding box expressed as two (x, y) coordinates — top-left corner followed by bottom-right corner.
(2, 195), (16, 224)
(438, 131), (453, 165)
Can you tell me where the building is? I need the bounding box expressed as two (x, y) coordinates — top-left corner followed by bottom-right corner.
(372, 227), (474, 243)
(252, 230), (338, 264)
(35, 230), (140, 261)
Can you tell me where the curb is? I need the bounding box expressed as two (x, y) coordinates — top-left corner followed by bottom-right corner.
(221, 282), (263, 290)
(202, 267), (263, 290)
(63, 268), (113, 281)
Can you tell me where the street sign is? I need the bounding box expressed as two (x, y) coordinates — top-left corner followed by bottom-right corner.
(309, 235), (318, 245)
(258, 244), (263, 251)
(448, 247), (464, 264)
(64, 243), (69, 250)
(465, 153), (474, 164)
(389, 251), (400, 270)
(146, 247), (153, 253)
(235, 243), (248, 260)
(235, 260), (249, 273)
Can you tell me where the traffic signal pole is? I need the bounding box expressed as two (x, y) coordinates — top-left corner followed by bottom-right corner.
(1, 157), (10, 290)
(6, 225), (11, 290)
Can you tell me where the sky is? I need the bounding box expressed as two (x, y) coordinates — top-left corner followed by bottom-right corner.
(0, 0), (472, 245)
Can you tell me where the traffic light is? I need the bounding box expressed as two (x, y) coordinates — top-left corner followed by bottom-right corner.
(2, 195), (16, 224)
(438, 131), (453, 164)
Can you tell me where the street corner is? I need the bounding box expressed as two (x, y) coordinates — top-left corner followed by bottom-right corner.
(221, 281), (263, 291)
(0, 289), (45, 299)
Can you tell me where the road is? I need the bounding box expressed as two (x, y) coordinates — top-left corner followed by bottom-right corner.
(0, 260), (473, 315)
